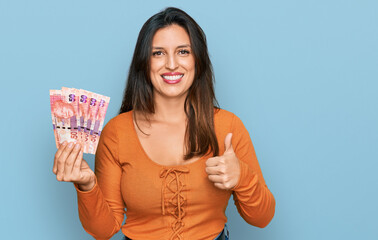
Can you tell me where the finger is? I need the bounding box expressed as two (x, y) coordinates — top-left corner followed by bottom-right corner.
(224, 133), (234, 154)
(208, 174), (223, 183)
(205, 156), (221, 167)
(205, 165), (225, 175)
(56, 141), (68, 159)
(56, 142), (74, 181)
(64, 143), (82, 178)
(53, 141), (68, 174)
(72, 147), (84, 179)
(214, 182), (227, 190)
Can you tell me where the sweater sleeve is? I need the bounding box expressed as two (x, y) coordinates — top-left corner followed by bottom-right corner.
(230, 114), (276, 228)
(75, 118), (125, 240)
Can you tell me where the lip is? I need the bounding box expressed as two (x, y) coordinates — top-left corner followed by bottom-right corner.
(162, 72), (184, 76)
(161, 72), (184, 84)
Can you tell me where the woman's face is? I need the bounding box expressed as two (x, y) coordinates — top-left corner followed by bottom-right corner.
(149, 24), (195, 100)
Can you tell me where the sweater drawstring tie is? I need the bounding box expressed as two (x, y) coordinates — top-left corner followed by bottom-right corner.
(160, 167), (189, 240)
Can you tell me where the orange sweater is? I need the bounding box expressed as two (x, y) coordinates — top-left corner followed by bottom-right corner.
(75, 109), (275, 240)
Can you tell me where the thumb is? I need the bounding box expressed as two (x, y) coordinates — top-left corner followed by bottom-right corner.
(224, 133), (234, 154)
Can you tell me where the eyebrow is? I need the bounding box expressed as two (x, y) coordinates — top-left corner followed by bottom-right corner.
(152, 44), (191, 49)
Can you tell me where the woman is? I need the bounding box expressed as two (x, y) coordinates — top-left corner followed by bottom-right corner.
(53, 7), (275, 240)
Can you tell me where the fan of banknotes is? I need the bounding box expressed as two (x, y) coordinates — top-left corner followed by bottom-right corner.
(49, 87), (110, 154)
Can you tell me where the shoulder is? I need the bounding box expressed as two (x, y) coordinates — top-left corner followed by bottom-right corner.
(214, 108), (236, 121)
(101, 110), (133, 137)
(104, 111), (133, 127)
(214, 109), (245, 132)
(214, 108), (235, 132)
(109, 110), (132, 124)
(214, 108), (244, 130)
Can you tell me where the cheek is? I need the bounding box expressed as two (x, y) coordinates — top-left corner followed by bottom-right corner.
(150, 58), (165, 73)
(184, 60), (195, 85)
(180, 58), (195, 73)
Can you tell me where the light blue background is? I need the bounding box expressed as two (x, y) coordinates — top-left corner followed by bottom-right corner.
(1, 0), (377, 239)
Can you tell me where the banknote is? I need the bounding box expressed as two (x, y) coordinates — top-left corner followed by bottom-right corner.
(50, 87), (110, 154)
(49, 90), (63, 148)
(84, 91), (99, 154)
(89, 94), (110, 154)
(61, 87), (80, 143)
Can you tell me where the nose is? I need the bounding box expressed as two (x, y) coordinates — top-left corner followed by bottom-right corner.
(165, 54), (178, 70)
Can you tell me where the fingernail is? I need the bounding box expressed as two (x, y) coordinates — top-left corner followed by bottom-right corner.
(75, 144), (81, 150)
(62, 141), (67, 146)
(68, 142), (73, 148)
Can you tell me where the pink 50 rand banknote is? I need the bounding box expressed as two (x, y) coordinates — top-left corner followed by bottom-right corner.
(49, 88), (110, 154)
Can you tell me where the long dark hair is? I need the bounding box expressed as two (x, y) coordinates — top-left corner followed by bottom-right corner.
(119, 7), (219, 159)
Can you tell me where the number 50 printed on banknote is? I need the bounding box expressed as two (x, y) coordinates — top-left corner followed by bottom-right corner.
(49, 87), (110, 154)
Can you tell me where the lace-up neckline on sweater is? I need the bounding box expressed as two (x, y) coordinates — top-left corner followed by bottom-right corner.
(160, 167), (190, 240)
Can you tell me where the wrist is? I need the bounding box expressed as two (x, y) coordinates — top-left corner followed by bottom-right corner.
(77, 178), (96, 192)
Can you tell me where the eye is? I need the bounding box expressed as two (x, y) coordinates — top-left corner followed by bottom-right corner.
(178, 49), (190, 55)
(152, 51), (164, 56)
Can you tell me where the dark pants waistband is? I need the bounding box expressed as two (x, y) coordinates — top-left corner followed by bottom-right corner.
(123, 226), (229, 240)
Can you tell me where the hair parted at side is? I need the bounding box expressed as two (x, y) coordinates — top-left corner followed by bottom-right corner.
(119, 7), (219, 159)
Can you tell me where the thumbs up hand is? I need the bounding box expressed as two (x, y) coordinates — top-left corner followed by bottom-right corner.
(205, 133), (241, 190)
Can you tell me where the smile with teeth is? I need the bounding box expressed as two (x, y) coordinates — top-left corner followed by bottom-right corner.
(162, 74), (184, 81)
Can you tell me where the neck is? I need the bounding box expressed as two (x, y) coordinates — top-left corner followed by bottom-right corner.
(151, 93), (188, 123)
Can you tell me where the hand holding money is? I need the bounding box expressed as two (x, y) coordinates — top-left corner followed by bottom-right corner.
(53, 141), (96, 191)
